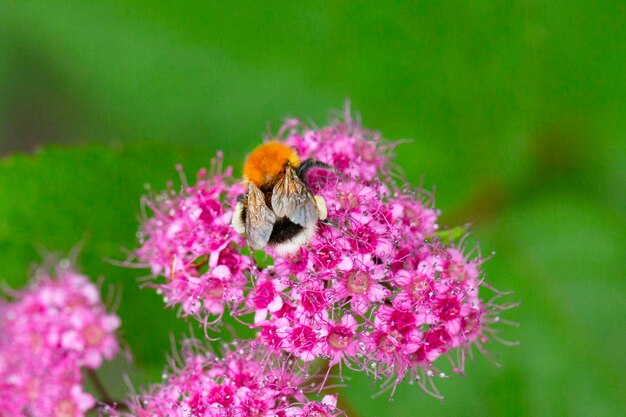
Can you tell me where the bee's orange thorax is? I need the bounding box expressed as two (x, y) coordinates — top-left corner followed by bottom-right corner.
(243, 142), (301, 188)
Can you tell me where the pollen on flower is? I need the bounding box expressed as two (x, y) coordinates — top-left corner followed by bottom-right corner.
(82, 322), (106, 346)
(346, 270), (370, 294)
(53, 400), (75, 417)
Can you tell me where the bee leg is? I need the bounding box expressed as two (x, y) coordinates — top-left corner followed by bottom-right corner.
(320, 217), (336, 227)
(296, 159), (338, 184)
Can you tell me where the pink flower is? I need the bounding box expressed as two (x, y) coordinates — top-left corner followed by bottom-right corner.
(0, 263), (120, 417)
(277, 319), (321, 362)
(37, 384), (95, 417)
(332, 255), (390, 315)
(320, 315), (360, 366)
(60, 313), (121, 368)
(125, 340), (346, 417)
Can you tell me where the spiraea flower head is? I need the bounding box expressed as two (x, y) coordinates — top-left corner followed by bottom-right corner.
(133, 109), (516, 398)
(0, 262), (120, 417)
(124, 339), (344, 417)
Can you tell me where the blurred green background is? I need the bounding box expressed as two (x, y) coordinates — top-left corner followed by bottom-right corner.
(1, 1), (625, 416)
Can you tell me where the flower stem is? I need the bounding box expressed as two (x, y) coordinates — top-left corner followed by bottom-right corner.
(87, 369), (114, 404)
(317, 361), (361, 417)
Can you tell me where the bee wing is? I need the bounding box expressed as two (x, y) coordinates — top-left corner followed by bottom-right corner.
(245, 182), (277, 250)
(271, 165), (319, 227)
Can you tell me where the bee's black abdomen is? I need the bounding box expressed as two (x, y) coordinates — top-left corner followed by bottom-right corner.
(268, 217), (304, 244)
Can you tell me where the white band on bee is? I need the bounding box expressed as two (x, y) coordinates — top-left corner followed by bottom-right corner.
(272, 221), (318, 256)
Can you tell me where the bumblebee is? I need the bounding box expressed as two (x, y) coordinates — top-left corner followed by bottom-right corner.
(231, 142), (328, 255)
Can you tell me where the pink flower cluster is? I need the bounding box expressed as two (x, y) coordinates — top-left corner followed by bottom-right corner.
(136, 157), (250, 327)
(0, 264), (120, 417)
(135, 113), (512, 397)
(125, 339), (342, 417)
